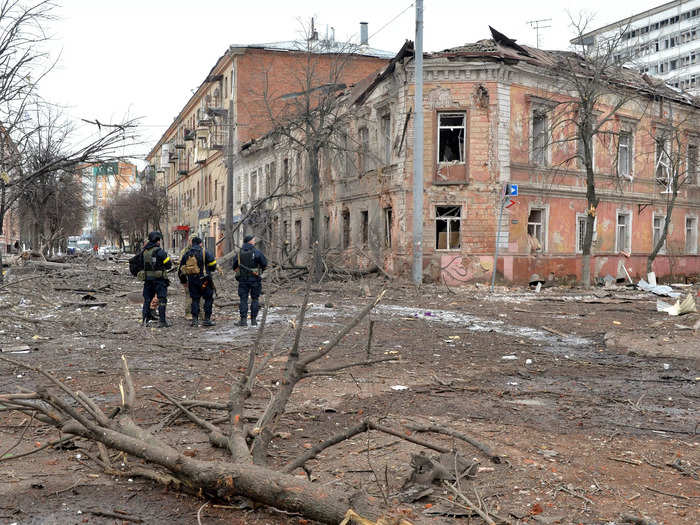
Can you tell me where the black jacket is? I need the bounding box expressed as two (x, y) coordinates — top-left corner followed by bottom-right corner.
(232, 242), (267, 280)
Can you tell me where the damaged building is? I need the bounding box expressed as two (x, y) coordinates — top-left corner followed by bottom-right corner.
(236, 28), (700, 283)
(145, 25), (391, 257)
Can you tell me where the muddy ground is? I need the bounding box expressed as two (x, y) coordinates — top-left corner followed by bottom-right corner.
(0, 259), (698, 525)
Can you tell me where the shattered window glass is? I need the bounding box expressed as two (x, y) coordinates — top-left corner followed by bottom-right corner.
(435, 205), (461, 250)
(438, 113), (465, 163)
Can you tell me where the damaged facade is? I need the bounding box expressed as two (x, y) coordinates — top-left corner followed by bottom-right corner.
(236, 31), (700, 283)
(146, 33), (390, 257)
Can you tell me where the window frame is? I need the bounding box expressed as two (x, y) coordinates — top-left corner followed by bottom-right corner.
(381, 114), (391, 166)
(618, 130), (634, 179)
(434, 205), (462, 251)
(527, 206), (547, 253)
(687, 142), (698, 185)
(437, 112), (466, 164)
(686, 215), (698, 254)
(575, 213), (598, 254)
(615, 210), (632, 253)
(358, 126), (369, 174)
(531, 107), (550, 167)
(342, 209), (351, 250)
(384, 206), (393, 248)
(652, 213), (667, 254)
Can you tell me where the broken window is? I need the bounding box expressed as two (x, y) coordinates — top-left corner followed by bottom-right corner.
(688, 143), (698, 185)
(294, 220), (302, 250)
(381, 114), (391, 165)
(686, 216), (698, 253)
(323, 215), (330, 249)
(576, 215), (597, 253)
(437, 113), (465, 163)
(361, 210), (369, 246)
(616, 212), (631, 253)
(653, 215), (666, 253)
(532, 110), (548, 166)
(435, 205), (461, 250)
(342, 209), (351, 249)
(384, 207), (393, 248)
(618, 131), (632, 178)
(655, 134), (671, 188)
(527, 208), (545, 252)
(358, 127), (369, 173)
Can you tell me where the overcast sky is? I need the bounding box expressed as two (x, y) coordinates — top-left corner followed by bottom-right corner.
(40, 0), (664, 165)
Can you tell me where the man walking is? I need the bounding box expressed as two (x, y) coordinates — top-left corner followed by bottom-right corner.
(142, 231), (172, 328)
(232, 234), (267, 326)
(179, 236), (217, 327)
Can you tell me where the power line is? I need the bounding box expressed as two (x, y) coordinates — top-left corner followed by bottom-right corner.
(369, 3), (415, 40)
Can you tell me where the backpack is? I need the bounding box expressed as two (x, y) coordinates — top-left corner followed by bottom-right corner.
(181, 247), (203, 275)
(128, 249), (144, 277)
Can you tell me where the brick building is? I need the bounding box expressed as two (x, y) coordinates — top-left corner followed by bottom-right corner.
(146, 28), (391, 257)
(236, 30), (700, 283)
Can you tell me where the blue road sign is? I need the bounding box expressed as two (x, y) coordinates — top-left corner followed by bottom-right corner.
(507, 183), (518, 196)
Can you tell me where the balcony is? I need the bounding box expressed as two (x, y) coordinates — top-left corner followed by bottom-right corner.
(208, 125), (227, 151)
(178, 153), (189, 175)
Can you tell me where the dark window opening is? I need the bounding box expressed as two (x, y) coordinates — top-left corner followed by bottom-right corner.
(361, 210), (368, 246)
(384, 207), (393, 248)
(438, 113), (465, 163)
(342, 210), (351, 249)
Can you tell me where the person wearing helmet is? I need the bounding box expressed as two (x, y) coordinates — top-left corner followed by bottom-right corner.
(232, 234), (267, 327)
(178, 236), (217, 327)
(142, 231), (173, 327)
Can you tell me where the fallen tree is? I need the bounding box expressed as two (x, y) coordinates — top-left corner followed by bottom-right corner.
(0, 289), (432, 524)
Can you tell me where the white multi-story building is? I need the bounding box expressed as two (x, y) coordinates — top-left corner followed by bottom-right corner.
(577, 0), (700, 94)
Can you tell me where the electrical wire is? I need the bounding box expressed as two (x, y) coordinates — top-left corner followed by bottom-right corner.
(369, 2), (414, 40)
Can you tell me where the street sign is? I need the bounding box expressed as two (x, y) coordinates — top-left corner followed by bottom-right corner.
(507, 183), (518, 196)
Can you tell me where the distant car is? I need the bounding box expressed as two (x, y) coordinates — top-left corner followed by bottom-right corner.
(97, 246), (121, 260)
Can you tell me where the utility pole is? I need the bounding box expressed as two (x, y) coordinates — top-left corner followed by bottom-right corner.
(527, 18), (551, 49)
(225, 93), (235, 253)
(412, 0), (424, 286)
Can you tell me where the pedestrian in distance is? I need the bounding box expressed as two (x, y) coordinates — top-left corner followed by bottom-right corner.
(141, 231), (172, 328)
(179, 236), (217, 327)
(232, 234), (267, 327)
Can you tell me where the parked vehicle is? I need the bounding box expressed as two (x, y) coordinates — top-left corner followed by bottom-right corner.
(97, 246), (121, 260)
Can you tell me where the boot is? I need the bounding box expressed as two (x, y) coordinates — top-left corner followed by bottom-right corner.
(142, 315), (150, 326)
(250, 317), (258, 326)
(238, 317), (247, 327)
(202, 314), (215, 327)
(191, 316), (199, 327)
(158, 305), (171, 328)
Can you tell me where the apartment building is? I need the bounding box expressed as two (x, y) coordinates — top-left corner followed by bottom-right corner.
(76, 161), (138, 239)
(235, 30), (700, 283)
(146, 25), (391, 257)
(577, 0), (700, 93)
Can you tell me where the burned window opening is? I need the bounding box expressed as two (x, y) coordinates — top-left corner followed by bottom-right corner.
(438, 113), (465, 163)
(435, 205), (461, 250)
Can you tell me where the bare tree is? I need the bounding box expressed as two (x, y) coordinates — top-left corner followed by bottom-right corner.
(534, 17), (651, 288)
(0, 292), (446, 524)
(645, 102), (699, 274)
(0, 1), (136, 278)
(258, 21), (368, 281)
